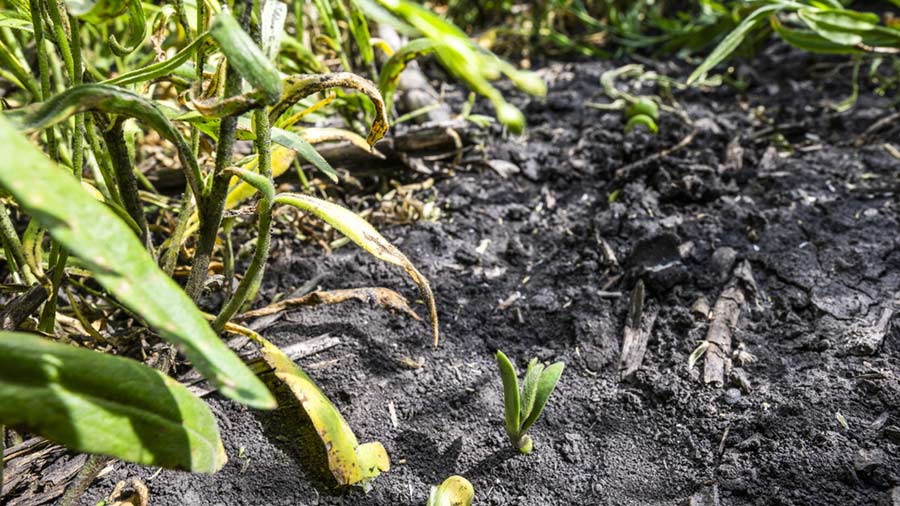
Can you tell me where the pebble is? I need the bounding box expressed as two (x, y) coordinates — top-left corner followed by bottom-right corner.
(723, 387), (742, 405)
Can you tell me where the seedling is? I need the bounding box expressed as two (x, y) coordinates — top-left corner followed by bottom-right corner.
(624, 97), (659, 134)
(495, 350), (565, 454)
(427, 476), (474, 506)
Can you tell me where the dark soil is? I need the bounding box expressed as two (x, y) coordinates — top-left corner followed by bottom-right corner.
(77, 50), (900, 506)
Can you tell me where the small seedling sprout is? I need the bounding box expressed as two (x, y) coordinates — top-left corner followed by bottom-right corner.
(495, 350), (565, 454)
(427, 475), (474, 506)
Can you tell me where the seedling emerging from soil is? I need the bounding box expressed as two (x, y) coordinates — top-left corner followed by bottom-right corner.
(495, 350), (565, 454)
(625, 98), (659, 134)
(427, 476), (474, 506)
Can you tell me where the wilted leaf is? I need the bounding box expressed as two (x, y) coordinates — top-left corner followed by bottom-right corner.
(274, 192), (439, 346)
(241, 328), (389, 487)
(0, 116), (275, 410)
(271, 73), (389, 147)
(0, 332), (226, 472)
(377, 38), (438, 114)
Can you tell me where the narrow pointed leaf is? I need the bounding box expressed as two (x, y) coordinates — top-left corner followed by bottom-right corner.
(210, 11), (283, 105)
(0, 332), (226, 472)
(688, 4), (784, 84)
(377, 38), (438, 114)
(495, 350), (520, 440)
(273, 192), (439, 346)
(0, 116), (275, 410)
(519, 361), (564, 434)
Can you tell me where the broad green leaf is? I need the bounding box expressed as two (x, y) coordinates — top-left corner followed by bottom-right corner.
(271, 73), (389, 146)
(0, 332), (226, 472)
(273, 192), (439, 346)
(210, 11), (283, 105)
(0, 116), (275, 410)
(377, 38), (438, 114)
(519, 362), (564, 434)
(519, 358), (544, 424)
(427, 476), (475, 506)
(240, 327), (389, 487)
(495, 350), (520, 440)
(688, 3), (785, 84)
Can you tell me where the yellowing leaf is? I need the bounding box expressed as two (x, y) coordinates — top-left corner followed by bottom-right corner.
(274, 192), (439, 346)
(231, 325), (389, 487)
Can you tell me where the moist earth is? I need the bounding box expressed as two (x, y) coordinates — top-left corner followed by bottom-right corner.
(76, 50), (900, 505)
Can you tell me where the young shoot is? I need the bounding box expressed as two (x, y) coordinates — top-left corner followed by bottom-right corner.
(495, 350), (565, 454)
(427, 475), (474, 506)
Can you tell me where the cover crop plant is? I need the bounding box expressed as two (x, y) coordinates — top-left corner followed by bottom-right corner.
(0, 0), (541, 496)
(495, 350), (565, 454)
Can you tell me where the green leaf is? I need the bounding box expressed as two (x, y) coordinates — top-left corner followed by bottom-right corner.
(495, 350), (520, 440)
(269, 126), (338, 182)
(797, 8), (878, 46)
(273, 192), (439, 346)
(518, 358), (543, 424)
(688, 3), (784, 84)
(626, 98), (659, 121)
(210, 11), (283, 105)
(66, 0), (127, 23)
(0, 332), (226, 472)
(108, 0), (147, 56)
(0, 116), (275, 410)
(241, 327), (389, 487)
(0, 11), (33, 32)
(770, 16), (858, 54)
(347, 0), (375, 65)
(519, 361), (564, 434)
(103, 33), (213, 86)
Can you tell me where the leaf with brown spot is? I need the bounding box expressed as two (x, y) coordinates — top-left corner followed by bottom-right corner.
(273, 193), (439, 346)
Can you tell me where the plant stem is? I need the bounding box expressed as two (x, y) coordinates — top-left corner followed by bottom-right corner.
(99, 117), (151, 249)
(185, 2), (252, 301)
(0, 202), (36, 284)
(58, 455), (110, 506)
(212, 0), (275, 329)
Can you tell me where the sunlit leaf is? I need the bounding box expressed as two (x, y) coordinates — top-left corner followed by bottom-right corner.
(495, 350), (520, 440)
(427, 476), (475, 506)
(0, 332), (226, 472)
(0, 116), (275, 410)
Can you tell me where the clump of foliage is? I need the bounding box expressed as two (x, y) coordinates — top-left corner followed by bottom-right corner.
(495, 350), (565, 454)
(0, 0), (542, 493)
(427, 475), (474, 506)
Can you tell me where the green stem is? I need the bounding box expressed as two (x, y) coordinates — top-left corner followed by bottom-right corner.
(185, 2), (251, 301)
(99, 117), (151, 249)
(0, 202), (36, 285)
(84, 116), (123, 205)
(211, 0), (275, 329)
